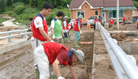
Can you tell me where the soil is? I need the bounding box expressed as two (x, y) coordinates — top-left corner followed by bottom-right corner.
(0, 26), (94, 79)
(0, 23), (138, 79)
(105, 22), (138, 41)
(62, 30), (94, 79)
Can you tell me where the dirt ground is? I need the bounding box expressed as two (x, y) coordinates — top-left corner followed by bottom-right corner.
(0, 26), (94, 79)
(61, 30), (94, 79)
(105, 22), (138, 41)
(0, 23), (138, 79)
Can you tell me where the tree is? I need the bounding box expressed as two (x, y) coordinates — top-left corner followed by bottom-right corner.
(7, 0), (12, 6)
(0, 0), (6, 13)
(30, 0), (38, 7)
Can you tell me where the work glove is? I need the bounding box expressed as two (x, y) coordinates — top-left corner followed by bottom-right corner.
(52, 35), (55, 39)
(58, 76), (65, 79)
(80, 31), (82, 34)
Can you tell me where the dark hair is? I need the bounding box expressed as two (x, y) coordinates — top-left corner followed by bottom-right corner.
(57, 11), (64, 17)
(29, 18), (33, 21)
(42, 2), (53, 9)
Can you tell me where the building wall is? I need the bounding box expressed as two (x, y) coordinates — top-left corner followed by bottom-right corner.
(124, 9), (133, 21)
(102, 9), (133, 22)
(71, 2), (133, 22)
(132, 9), (138, 17)
(71, 2), (101, 23)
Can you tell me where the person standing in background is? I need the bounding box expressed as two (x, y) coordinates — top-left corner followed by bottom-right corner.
(123, 15), (126, 25)
(73, 15), (83, 47)
(62, 16), (70, 42)
(51, 11), (64, 44)
(94, 16), (98, 30)
(109, 17), (114, 31)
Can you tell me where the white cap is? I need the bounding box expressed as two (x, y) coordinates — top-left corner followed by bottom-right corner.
(71, 48), (84, 64)
(78, 15), (83, 19)
(63, 16), (69, 19)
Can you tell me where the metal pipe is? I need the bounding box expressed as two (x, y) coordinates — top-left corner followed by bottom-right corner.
(98, 23), (138, 79)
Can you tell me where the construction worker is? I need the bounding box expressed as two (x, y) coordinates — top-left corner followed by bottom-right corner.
(62, 16), (70, 42)
(30, 2), (53, 79)
(109, 17), (114, 30)
(94, 16), (98, 30)
(123, 15), (126, 25)
(51, 11), (64, 44)
(99, 16), (102, 25)
(73, 15), (83, 47)
(34, 42), (84, 79)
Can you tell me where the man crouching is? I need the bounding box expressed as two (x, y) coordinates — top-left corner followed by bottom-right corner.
(34, 42), (84, 79)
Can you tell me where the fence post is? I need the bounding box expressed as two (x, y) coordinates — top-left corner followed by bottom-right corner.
(8, 33), (12, 42)
(23, 31), (27, 38)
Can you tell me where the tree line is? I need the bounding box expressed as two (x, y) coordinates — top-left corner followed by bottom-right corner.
(0, 0), (72, 13)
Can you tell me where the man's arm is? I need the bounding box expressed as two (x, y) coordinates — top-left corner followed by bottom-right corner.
(51, 28), (55, 36)
(39, 27), (52, 41)
(78, 21), (82, 34)
(69, 65), (78, 79)
(52, 59), (61, 77)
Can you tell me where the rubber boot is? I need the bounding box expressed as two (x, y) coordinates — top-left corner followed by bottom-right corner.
(75, 41), (80, 47)
(35, 69), (40, 79)
(51, 75), (57, 79)
(67, 37), (70, 42)
(108, 28), (110, 31)
(111, 28), (114, 31)
(63, 38), (66, 42)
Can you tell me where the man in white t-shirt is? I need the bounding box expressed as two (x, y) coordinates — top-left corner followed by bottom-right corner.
(51, 11), (64, 44)
(30, 2), (53, 79)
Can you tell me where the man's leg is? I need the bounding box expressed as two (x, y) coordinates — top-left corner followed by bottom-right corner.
(34, 45), (50, 79)
(74, 31), (80, 47)
(54, 39), (59, 43)
(31, 37), (40, 79)
(50, 65), (57, 79)
(31, 38), (46, 79)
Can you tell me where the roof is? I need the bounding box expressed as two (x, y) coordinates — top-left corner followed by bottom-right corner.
(69, 0), (134, 9)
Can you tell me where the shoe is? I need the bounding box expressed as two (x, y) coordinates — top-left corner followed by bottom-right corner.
(75, 41), (80, 48)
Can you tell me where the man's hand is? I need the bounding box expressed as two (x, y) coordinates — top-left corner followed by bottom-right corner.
(62, 34), (64, 38)
(53, 35), (55, 39)
(58, 76), (65, 79)
(80, 31), (82, 34)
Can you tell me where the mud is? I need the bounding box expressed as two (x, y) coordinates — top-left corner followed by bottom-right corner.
(0, 28), (94, 79)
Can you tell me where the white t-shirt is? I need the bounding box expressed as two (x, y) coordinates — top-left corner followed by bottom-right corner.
(34, 16), (46, 28)
(51, 19), (61, 28)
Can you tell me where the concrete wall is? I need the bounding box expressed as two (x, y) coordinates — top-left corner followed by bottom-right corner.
(0, 39), (31, 54)
(118, 41), (138, 55)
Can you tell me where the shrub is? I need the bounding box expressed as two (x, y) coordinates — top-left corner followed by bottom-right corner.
(23, 8), (38, 14)
(13, 5), (25, 15)
(7, 11), (14, 16)
(46, 13), (56, 25)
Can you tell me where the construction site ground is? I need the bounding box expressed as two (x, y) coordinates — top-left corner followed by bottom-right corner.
(0, 22), (138, 79)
